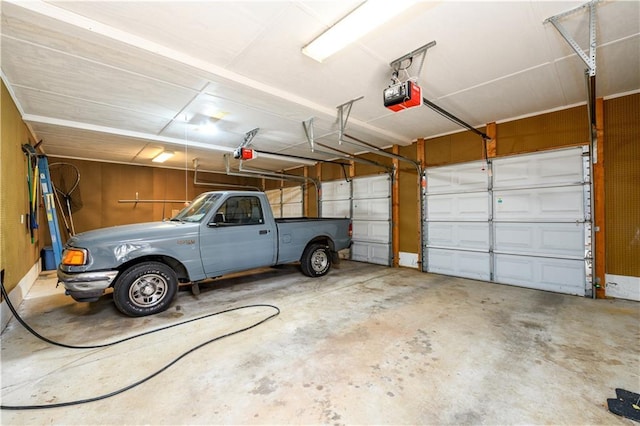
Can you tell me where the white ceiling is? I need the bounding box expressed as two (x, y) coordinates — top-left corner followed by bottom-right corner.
(1, 1), (639, 172)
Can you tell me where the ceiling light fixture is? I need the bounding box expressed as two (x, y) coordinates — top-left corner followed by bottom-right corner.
(302, 0), (418, 63)
(152, 150), (174, 163)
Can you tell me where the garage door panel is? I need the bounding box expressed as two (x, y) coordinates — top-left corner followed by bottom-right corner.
(494, 222), (585, 258)
(282, 186), (302, 204)
(352, 220), (390, 243)
(266, 189), (280, 205)
(353, 175), (390, 199)
(322, 176), (391, 266)
(494, 254), (585, 296)
(427, 248), (491, 280)
(351, 242), (390, 265)
(282, 203), (302, 217)
(426, 193), (489, 221)
(271, 204), (282, 218)
(426, 222), (489, 250)
(493, 147), (585, 189)
(322, 180), (350, 201)
(353, 199), (390, 220)
(321, 200), (350, 218)
(426, 161), (488, 194)
(494, 186), (584, 221)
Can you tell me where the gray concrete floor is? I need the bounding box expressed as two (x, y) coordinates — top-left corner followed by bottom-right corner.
(1, 261), (639, 425)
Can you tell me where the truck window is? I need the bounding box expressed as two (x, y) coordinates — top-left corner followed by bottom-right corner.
(172, 193), (221, 222)
(219, 196), (263, 225)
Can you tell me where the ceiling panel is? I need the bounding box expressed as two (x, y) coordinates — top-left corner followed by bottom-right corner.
(14, 86), (172, 134)
(46, 1), (290, 67)
(1, 2), (208, 90)
(2, 37), (199, 118)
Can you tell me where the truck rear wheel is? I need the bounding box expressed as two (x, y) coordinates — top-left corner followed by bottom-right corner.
(113, 261), (178, 317)
(301, 243), (331, 277)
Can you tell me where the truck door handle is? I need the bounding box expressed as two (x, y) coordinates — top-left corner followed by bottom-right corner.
(259, 229), (270, 235)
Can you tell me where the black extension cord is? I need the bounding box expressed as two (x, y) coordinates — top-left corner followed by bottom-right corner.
(0, 270), (280, 410)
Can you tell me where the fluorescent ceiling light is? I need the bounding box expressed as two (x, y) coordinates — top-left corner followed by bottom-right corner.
(152, 150), (174, 163)
(302, 0), (418, 62)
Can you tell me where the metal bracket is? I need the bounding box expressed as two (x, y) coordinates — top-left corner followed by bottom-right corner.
(545, 0), (598, 77)
(389, 40), (437, 82)
(241, 127), (259, 148)
(336, 96), (364, 144)
(303, 118), (315, 152)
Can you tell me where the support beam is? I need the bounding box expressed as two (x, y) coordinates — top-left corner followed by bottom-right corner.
(486, 122), (497, 158)
(416, 138), (426, 270)
(316, 163), (322, 217)
(392, 145), (400, 268)
(303, 166), (309, 217)
(594, 98), (606, 298)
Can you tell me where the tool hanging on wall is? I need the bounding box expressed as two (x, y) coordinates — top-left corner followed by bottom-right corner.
(21, 144), (39, 244)
(49, 162), (82, 238)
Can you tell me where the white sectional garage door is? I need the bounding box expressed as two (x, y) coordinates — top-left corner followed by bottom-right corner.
(424, 161), (491, 280)
(423, 146), (591, 296)
(492, 147), (589, 295)
(352, 175), (392, 266)
(265, 186), (303, 218)
(320, 179), (351, 218)
(321, 175), (392, 266)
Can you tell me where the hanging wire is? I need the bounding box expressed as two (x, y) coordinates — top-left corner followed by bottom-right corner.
(184, 114), (189, 205)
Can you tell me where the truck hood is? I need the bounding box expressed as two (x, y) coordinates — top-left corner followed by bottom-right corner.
(68, 221), (199, 246)
(64, 221), (201, 269)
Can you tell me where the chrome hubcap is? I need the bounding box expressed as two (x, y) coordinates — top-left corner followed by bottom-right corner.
(129, 274), (167, 307)
(312, 250), (329, 272)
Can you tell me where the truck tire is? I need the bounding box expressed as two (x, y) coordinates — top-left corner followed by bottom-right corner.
(300, 243), (331, 277)
(113, 262), (178, 317)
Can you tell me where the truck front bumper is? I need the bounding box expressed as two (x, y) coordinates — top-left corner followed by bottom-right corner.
(57, 270), (119, 302)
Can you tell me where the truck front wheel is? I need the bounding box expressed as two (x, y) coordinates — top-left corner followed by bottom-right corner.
(301, 243), (331, 277)
(113, 262), (178, 317)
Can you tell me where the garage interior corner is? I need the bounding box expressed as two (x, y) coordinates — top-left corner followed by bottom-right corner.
(1, 261), (638, 425)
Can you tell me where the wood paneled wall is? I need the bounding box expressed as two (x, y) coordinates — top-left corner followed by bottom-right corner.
(1, 82), (40, 293)
(604, 94), (640, 277)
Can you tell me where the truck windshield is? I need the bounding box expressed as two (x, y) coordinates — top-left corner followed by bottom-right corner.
(171, 193), (221, 222)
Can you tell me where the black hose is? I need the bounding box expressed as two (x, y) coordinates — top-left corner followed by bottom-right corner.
(0, 271), (280, 410)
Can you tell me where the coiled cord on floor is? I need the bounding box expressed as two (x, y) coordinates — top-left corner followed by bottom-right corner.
(0, 270), (280, 410)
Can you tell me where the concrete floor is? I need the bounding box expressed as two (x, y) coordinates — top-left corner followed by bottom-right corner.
(1, 261), (638, 425)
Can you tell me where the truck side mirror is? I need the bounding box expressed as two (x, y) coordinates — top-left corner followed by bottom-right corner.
(209, 212), (225, 227)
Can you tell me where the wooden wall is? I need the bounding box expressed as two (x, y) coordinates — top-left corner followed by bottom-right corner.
(604, 94), (640, 277)
(39, 159), (261, 245)
(1, 81), (40, 294)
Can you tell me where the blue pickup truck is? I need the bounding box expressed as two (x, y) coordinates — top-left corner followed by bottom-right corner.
(57, 191), (352, 316)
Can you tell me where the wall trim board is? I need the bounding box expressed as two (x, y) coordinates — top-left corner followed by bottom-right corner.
(605, 274), (640, 302)
(1, 260), (40, 333)
(603, 89), (640, 101)
(399, 252), (419, 269)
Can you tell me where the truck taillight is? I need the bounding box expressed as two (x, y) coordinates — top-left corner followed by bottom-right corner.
(61, 248), (87, 266)
(348, 222), (353, 237)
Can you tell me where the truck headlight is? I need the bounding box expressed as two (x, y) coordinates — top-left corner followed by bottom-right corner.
(61, 248), (88, 266)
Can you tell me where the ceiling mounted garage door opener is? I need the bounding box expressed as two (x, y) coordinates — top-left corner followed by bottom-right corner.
(384, 41), (490, 163)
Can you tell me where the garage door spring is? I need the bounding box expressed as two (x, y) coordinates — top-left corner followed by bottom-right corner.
(0, 272), (280, 410)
